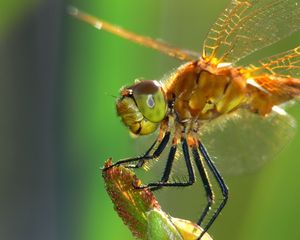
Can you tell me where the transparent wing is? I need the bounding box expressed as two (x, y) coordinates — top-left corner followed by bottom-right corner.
(251, 45), (300, 78)
(203, 0), (300, 64)
(199, 108), (296, 175)
(68, 6), (200, 61)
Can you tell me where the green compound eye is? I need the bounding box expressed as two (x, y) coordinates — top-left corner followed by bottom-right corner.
(132, 80), (167, 123)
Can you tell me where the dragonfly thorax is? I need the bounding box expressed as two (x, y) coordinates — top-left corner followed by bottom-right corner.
(164, 61), (250, 123)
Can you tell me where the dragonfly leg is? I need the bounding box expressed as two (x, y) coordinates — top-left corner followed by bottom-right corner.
(190, 143), (214, 227)
(136, 137), (195, 191)
(136, 144), (177, 191)
(197, 140), (228, 240)
(102, 131), (170, 171)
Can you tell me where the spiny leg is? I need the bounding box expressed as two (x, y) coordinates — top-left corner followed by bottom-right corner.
(146, 144), (177, 191)
(197, 140), (228, 240)
(136, 137), (195, 191)
(190, 143), (213, 227)
(103, 130), (170, 171)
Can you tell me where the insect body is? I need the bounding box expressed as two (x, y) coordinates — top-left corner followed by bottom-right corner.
(69, 0), (300, 239)
(115, 56), (300, 239)
(118, 60), (299, 136)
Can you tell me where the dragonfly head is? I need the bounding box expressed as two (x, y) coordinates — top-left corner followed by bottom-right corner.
(116, 80), (167, 135)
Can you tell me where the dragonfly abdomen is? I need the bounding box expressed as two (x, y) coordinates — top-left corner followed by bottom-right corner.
(247, 76), (300, 116)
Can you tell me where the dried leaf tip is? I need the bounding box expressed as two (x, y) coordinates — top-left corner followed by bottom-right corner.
(102, 158), (160, 239)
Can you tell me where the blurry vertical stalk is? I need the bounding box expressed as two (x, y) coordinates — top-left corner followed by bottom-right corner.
(0, 1), (39, 34)
(0, 1), (61, 240)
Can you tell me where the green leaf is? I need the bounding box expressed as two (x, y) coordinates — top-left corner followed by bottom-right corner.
(102, 159), (213, 240)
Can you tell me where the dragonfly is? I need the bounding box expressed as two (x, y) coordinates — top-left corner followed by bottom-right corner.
(69, 0), (300, 239)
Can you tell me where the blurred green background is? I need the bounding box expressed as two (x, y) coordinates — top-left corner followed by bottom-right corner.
(1, 0), (300, 239)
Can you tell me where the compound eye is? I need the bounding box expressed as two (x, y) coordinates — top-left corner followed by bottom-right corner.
(132, 80), (167, 123)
